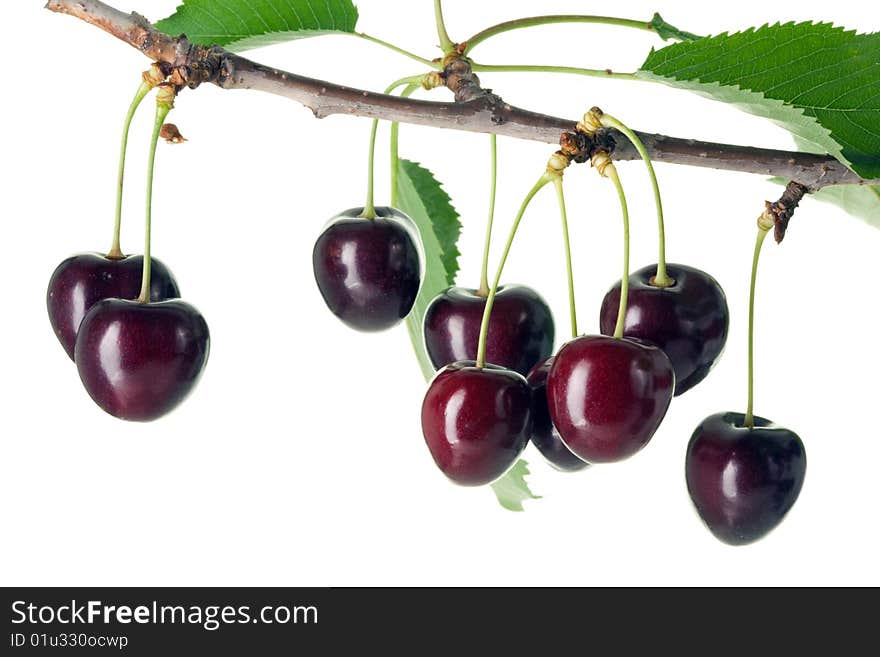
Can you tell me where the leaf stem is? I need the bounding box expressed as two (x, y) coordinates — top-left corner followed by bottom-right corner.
(109, 80), (151, 259)
(355, 32), (440, 68)
(433, 0), (456, 53)
(476, 173), (553, 368)
(136, 96), (172, 304)
(477, 133), (498, 296)
(745, 226), (770, 429)
(470, 63), (637, 80)
(362, 76), (424, 218)
(464, 14), (660, 54)
(604, 163), (631, 339)
(600, 113), (671, 286)
(389, 83), (420, 207)
(553, 176), (578, 338)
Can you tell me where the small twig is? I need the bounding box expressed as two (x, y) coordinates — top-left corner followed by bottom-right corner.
(765, 181), (809, 243)
(45, 0), (879, 191)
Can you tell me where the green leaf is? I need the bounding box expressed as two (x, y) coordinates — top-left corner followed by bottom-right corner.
(809, 185), (880, 226)
(650, 13), (701, 42)
(637, 22), (880, 179)
(154, 0), (358, 52)
(490, 460), (541, 512)
(394, 159), (461, 380)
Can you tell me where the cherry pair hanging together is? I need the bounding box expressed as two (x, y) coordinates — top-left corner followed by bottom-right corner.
(47, 70), (209, 422)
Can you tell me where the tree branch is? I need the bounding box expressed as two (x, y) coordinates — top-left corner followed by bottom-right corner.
(46, 0), (878, 191)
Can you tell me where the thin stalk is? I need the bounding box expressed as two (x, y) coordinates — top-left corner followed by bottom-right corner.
(553, 176), (578, 338)
(136, 101), (172, 303)
(389, 84), (419, 207)
(600, 113), (670, 286)
(355, 33), (439, 68)
(477, 134), (498, 296)
(745, 227), (770, 429)
(476, 174), (553, 368)
(470, 63), (637, 80)
(434, 0), (456, 53)
(361, 76), (423, 218)
(605, 164), (631, 339)
(108, 80), (151, 259)
(464, 15), (661, 54)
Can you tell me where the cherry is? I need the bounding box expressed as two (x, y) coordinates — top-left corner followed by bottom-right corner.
(547, 335), (674, 463)
(312, 207), (422, 332)
(421, 361), (531, 486)
(599, 263), (729, 396)
(686, 412), (806, 545)
(47, 253), (180, 360)
(525, 357), (589, 472)
(74, 299), (210, 421)
(423, 285), (554, 376)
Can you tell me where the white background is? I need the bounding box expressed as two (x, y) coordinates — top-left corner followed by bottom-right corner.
(2, 0), (878, 586)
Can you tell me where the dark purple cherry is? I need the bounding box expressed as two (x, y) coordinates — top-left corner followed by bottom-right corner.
(526, 357), (589, 472)
(423, 285), (554, 376)
(74, 299), (210, 422)
(686, 412), (806, 545)
(312, 207), (422, 332)
(600, 263), (729, 396)
(547, 335), (674, 463)
(421, 361), (531, 486)
(47, 253), (180, 360)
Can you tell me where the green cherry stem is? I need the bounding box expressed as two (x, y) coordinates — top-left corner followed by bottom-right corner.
(745, 225), (771, 429)
(355, 33), (440, 68)
(603, 161), (631, 339)
(361, 76), (424, 219)
(108, 80), (152, 259)
(470, 63), (637, 80)
(475, 173), (553, 369)
(553, 176), (578, 338)
(434, 0), (456, 53)
(136, 90), (173, 304)
(389, 83), (420, 207)
(476, 133), (498, 297)
(599, 113), (671, 286)
(464, 15), (665, 54)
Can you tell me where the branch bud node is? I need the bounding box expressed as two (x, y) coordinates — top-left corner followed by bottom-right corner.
(155, 83), (176, 109)
(577, 107), (605, 137)
(591, 151), (613, 178)
(546, 151), (572, 175)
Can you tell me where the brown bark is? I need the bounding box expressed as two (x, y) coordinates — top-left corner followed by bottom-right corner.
(46, 0), (878, 191)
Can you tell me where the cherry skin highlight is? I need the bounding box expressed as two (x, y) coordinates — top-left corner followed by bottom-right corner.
(421, 361), (531, 486)
(312, 207), (422, 332)
(600, 263), (729, 396)
(526, 357), (589, 472)
(686, 412), (806, 545)
(547, 335), (674, 463)
(47, 252), (180, 360)
(423, 285), (554, 376)
(74, 298), (210, 422)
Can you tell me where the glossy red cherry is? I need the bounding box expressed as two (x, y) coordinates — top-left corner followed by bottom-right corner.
(423, 285), (554, 376)
(421, 361), (531, 486)
(47, 253), (180, 360)
(599, 263), (729, 395)
(526, 357), (589, 472)
(547, 335), (674, 463)
(74, 299), (210, 421)
(312, 207), (422, 332)
(686, 412), (806, 545)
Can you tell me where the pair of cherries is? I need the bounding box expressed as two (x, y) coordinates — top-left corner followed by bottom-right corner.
(47, 252), (209, 421)
(313, 206), (805, 546)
